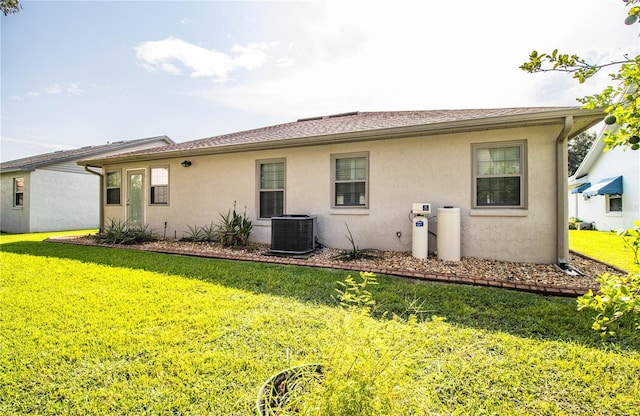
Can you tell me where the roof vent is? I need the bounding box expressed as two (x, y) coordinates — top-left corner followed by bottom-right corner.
(297, 112), (358, 122)
(297, 116), (323, 122)
(328, 111), (358, 118)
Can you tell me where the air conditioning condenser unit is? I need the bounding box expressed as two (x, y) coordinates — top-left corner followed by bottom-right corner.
(270, 215), (318, 254)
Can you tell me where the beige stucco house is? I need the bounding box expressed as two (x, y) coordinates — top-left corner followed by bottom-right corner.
(79, 108), (604, 266)
(0, 136), (174, 233)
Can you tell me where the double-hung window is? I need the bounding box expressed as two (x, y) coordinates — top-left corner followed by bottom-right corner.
(105, 170), (121, 205)
(332, 152), (368, 208)
(13, 177), (24, 207)
(150, 167), (169, 205)
(258, 159), (285, 219)
(472, 141), (526, 208)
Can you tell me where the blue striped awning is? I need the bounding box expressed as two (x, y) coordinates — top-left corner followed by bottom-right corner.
(570, 182), (591, 194)
(582, 176), (623, 197)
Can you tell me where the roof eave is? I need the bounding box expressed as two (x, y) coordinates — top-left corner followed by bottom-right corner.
(80, 108), (605, 167)
(0, 167), (36, 174)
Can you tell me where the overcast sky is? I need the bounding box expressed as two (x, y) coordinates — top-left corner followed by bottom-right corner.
(1, 0), (638, 162)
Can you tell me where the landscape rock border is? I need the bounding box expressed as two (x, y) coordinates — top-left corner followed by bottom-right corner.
(47, 236), (625, 297)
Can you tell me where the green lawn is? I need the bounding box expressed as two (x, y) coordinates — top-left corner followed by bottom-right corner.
(569, 229), (640, 274)
(1, 231), (639, 414)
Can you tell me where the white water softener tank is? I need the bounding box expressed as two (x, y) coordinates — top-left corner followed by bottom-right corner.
(411, 203), (431, 259)
(437, 207), (461, 261)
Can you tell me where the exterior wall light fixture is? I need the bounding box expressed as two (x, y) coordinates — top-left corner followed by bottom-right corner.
(181, 160), (192, 168)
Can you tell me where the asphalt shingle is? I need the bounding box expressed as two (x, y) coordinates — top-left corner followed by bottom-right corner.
(108, 107), (576, 159)
(1, 136), (173, 171)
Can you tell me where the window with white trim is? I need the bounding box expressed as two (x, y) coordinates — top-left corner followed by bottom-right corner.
(332, 152), (368, 208)
(472, 141), (526, 208)
(105, 170), (121, 205)
(257, 159), (285, 219)
(13, 177), (24, 207)
(607, 195), (622, 212)
(150, 167), (169, 205)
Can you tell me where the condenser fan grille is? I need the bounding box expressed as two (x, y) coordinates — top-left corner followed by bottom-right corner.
(270, 215), (317, 254)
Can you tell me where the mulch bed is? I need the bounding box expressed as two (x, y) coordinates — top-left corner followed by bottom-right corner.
(47, 236), (627, 297)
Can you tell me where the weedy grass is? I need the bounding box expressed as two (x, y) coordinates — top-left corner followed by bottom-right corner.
(1, 231), (639, 414)
(570, 229), (640, 274)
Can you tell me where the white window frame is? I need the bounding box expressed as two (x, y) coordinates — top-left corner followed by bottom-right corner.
(105, 170), (122, 205)
(149, 166), (169, 205)
(256, 158), (286, 220)
(471, 141), (527, 209)
(331, 152), (369, 209)
(13, 177), (24, 207)
(606, 195), (622, 213)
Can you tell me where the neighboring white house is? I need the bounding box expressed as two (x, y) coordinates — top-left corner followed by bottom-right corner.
(568, 125), (639, 231)
(79, 108), (604, 266)
(0, 136), (174, 233)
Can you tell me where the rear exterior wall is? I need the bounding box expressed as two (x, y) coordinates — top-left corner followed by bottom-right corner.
(102, 125), (561, 263)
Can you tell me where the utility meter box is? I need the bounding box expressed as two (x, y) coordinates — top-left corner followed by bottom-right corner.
(412, 203), (431, 216)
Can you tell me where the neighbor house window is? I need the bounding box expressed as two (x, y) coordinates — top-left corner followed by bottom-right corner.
(257, 159), (285, 219)
(105, 170), (121, 205)
(607, 195), (622, 213)
(13, 177), (24, 207)
(472, 141), (526, 208)
(150, 167), (169, 205)
(332, 152), (369, 208)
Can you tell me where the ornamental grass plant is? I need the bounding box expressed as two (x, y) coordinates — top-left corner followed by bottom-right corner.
(1, 231), (639, 414)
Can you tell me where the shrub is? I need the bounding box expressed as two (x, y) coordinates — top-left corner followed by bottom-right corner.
(182, 224), (205, 242)
(568, 217), (582, 230)
(181, 222), (217, 242)
(577, 272), (640, 339)
(96, 219), (157, 245)
(334, 272), (379, 315)
(295, 272), (438, 415)
(217, 202), (253, 246)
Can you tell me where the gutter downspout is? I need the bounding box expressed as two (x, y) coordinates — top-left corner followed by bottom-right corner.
(84, 165), (104, 233)
(556, 116), (573, 268)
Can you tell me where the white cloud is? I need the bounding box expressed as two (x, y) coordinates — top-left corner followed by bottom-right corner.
(196, 0), (637, 118)
(45, 84), (62, 94)
(9, 82), (83, 100)
(66, 82), (83, 95)
(135, 37), (278, 82)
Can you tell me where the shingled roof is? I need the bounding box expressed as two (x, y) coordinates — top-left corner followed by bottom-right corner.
(80, 108), (605, 166)
(1, 136), (174, 172)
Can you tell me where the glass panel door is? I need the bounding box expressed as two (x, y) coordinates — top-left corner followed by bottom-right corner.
(127, 170), (144, 226)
